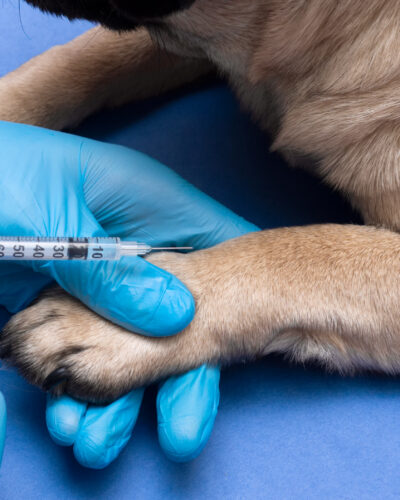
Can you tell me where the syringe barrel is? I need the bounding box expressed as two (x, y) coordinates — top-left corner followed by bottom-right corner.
(0, 237), (121, 261)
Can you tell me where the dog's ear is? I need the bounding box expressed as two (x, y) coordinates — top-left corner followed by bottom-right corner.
(110, 0), (195, 19)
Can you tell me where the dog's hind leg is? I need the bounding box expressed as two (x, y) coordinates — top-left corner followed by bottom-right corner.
(0, 26), (211, 129)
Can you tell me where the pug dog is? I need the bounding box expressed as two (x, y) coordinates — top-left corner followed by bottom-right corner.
(2, 0), (400, 403)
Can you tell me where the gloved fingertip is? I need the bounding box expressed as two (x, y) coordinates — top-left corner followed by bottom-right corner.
(73, 437), (113, 470)
(157, 366), (220, 462)
(158, 413), (216, 463)
(0, 392), (6, 464)
(72, 389), (144, 469)
(46, 395), (86, 447)
(145, 277), (195, 337)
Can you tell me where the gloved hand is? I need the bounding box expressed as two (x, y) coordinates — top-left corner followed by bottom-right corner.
(0, 120), (258, 467)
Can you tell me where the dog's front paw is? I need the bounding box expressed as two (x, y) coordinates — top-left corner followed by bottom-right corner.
(0, 288), (140, 402)
(0, 251), (221, 403)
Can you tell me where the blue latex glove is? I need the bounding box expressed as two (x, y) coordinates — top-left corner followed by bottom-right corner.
(0, 121), (258, 467)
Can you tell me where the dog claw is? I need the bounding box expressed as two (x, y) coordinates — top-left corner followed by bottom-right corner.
(43, 367), (70, 391)
(0, 341), (11, 359)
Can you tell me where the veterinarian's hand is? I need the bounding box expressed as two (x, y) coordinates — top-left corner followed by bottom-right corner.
(0, 121), (257, 467)
(0, 121), (195, 336)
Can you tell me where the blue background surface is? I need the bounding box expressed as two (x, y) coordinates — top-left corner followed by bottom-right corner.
(0, 1), (398, 499)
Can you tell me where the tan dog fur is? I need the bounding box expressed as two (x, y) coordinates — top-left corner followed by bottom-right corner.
(3, 1), (400, 401)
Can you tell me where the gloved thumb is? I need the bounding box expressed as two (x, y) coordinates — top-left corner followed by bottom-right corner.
(27, 209), (194, 337)
(38, 257), (194, 336)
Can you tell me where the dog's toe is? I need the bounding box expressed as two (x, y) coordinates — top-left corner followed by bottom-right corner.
(0, 338), (12, 360)
(42, 367), (71, 392)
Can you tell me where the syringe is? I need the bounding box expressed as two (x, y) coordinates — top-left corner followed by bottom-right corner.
(0, 237), (192, 261)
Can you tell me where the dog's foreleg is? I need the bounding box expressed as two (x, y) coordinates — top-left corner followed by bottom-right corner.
(0, 26), (211, 129)
(4, 224), (400, 402)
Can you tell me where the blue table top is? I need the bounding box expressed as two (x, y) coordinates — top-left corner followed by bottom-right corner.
(0, 2), (397, 499)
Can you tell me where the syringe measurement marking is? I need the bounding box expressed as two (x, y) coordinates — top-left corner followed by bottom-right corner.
(0, 237), (192, 261)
